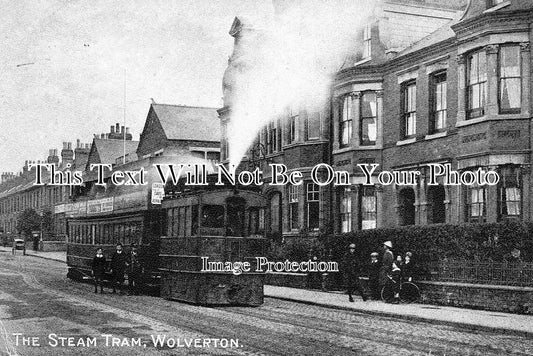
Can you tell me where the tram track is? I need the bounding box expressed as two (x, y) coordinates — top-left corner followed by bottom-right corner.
(0, 256), (275, 356)
(1, 256), (532, 355)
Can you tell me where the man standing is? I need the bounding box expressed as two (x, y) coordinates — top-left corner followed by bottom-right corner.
(128, 244), (142, 295)
(111, 243), (127, 294)
(380, 241), (394, 289)
(368, 252), (381, 300)
(343, 243), (367, 302)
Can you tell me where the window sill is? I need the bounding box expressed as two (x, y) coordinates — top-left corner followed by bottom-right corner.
(396, 138), (416, 146)
(283, 141), (328, 150)
(457, 113), (530, 127)
(354, 57), (372, 67)
(424, 131), (447, 141)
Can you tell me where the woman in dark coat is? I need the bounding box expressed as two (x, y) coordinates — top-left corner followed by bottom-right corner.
(92, 248), (107, 293)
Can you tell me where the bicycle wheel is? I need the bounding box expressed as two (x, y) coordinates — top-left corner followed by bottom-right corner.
(381, 283), (395, 302)
(399, 282), (420, 303)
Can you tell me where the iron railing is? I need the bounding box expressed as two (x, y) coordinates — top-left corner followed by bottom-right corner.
(421, 260), (533, 287)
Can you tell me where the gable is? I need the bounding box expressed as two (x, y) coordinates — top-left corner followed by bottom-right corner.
(137, 106), (169, 158)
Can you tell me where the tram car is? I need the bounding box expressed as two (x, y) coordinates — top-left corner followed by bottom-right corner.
(66, 209), (166, 287)
(66, 185), (268, 306)
(160, 187), (267, 306)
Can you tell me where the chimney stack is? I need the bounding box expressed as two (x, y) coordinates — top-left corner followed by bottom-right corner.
(61, 141), (74, 168)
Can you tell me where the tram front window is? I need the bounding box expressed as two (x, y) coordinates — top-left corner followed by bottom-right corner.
(227, 197), (246, 237)
(201, 205), (224, 228)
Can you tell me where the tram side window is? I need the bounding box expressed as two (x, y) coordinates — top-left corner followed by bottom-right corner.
(167, 209), (174, 237)
(91, 224), (96, 244)
(185, 206), (191, 236)
(102, 224), (108, 244)
(133, 223), (141, 245)
(202, 205), (225, 228)
(191, 205), (198, 235)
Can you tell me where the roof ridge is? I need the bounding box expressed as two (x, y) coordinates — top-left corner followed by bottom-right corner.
(152, 103), (219, 110)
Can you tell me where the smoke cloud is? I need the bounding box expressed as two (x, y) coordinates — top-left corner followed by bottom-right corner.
(226, 0), (378, 168)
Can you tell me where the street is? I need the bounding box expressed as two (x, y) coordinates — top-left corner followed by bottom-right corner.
(0, 254), (532, 356)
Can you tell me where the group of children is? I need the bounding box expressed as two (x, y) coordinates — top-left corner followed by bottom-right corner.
(91, 243), (143, 295)
(355, 241), (416, 303)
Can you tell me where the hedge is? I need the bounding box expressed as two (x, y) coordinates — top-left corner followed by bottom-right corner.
(268, 221), (533, 268)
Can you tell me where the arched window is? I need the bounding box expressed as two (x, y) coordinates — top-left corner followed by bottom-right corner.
(427, 185), (446, 224)
(398, 188), (415, 226)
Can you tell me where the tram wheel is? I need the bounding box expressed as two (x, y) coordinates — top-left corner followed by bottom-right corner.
(399, 282), (420, 303)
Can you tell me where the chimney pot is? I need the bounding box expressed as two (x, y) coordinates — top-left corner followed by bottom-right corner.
(101, 133), (105, 139)
(116, 123), (120, 132)
(111, 125), (115, 133)
(126, 127), (130, 134)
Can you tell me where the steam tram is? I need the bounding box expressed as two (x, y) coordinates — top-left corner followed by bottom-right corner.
(160, 187), (267, 306)
(66, 186), (267, 306)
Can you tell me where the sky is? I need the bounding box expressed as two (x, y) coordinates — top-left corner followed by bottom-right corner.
(0, 0), (273, 173)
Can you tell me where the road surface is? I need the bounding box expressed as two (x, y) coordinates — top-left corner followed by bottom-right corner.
(0, 252), (532, 355)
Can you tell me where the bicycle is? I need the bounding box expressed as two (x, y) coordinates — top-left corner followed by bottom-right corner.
(381, 278), (420, 303)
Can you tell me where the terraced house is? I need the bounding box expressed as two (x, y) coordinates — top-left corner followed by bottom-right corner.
(332, 0), (533, 232)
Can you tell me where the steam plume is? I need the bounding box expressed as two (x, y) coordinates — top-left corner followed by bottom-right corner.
(227, 0), (378, 168)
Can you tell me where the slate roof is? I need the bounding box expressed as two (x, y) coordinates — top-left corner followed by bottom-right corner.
(92, 139), (139, 165)
(151, 104), (220, 142)
(397, 12), (461, 57)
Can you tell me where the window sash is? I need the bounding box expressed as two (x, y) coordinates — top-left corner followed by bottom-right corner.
(402, 83), (416, 137)
(467, 51), (487, 118)
(362, 24), (371, 59)
(340, 96), (353, 146)
(360, 92), (377, 145)
(498, 166), (522, 218)
(307, 111), (321, 140)
(431, 74), (447, 132)
(306, 183), (320, 201)
(339, 188), (352, 233)
(466, 186), (486, 222)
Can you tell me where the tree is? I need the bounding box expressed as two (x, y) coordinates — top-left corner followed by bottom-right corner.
(16, 208), (41, 238)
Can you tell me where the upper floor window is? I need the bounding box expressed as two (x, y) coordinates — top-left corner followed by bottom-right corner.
(360, 91), (377, 145)
(498, 165), (521, 220)
(467, 51), (487, 119)
(340, 95), (353, 147)
(401, 81), (416, 138)
(430, 71), (447, 133)
(362, 24), (371, 59)
(266, 121), (280, 154)
(499, 45), (521, 113)
(306, 111), (321, 140)
(289, 108), (299, 144)
(306, 183), (320, 231)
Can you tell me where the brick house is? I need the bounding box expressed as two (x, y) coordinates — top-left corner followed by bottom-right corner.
(332, 0), (532, 232)
(220, 0), (479, 238)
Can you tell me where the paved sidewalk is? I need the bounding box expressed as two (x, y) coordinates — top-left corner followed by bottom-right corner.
(2, 247), (531, 337)
(0, 246), (66, 263)
(265, 285), (533, 337)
